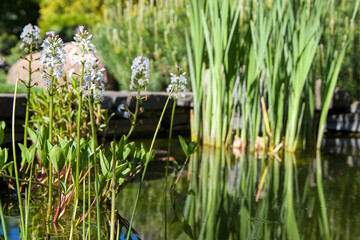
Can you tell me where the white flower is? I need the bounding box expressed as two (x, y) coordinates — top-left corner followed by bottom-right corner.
(71, 26), (96, 53)
(117, 104), (125, 112)
(68, 68), (75, 79)
(167, 66), (188, 99)
(20, 24), (42, 51)
(123, 111), (131, 119)
(82, 60), (105, 101)
(130, 55), (150, 90)
(70, 26), (105, 101)
(39, 31), (66, 89)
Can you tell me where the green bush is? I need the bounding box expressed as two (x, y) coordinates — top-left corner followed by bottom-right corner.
(93, 0), (189, 91)
(38, 0), (104, 42)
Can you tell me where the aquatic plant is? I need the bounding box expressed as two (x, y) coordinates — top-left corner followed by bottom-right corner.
(188, 0), (359, 152)
(0, 27), (177, 239)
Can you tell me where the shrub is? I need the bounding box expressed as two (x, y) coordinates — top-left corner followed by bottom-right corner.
(38, 0), (104, 42)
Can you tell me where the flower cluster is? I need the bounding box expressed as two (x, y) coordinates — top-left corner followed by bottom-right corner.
(130, 55), (150, 90)
(69, 26), (97, 65)
(166, 65), (188, 99)
(69, 26), (105, 101)
(20, 24), (42, 52)
(39, 31), (66, 88)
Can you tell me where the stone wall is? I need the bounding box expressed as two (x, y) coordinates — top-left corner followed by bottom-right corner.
(0, 91), (192, 145)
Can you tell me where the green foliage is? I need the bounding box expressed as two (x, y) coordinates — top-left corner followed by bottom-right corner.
(0, 121), (11, 172)
(0, 121), (5, 145)
(93, 0), (189, 90)
(38, 0), (104, 41)
(0, 0), (40, 55)
(178, 135), (197, 158)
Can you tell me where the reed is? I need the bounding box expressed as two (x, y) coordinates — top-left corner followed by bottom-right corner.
(188, 0), (358, 152)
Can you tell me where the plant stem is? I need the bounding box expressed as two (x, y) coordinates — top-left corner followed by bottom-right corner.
(12, 77), (26, 239)
(23, 47), (33, 148)
(126, 88), (173, 239)
(70, 61), (85, 240)
(164, 98), (176, 240)
(46, 71), (54, 221)
(0, 173), (50, 188)
(88, 95), (101, 239)
(25, 154), (35, 236)
(127, 89), (141, 140)
(0, 199), (8, 240)
(110, 141), (117, 240)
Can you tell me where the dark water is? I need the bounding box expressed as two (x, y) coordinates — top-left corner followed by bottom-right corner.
(1, 137), (360, 239)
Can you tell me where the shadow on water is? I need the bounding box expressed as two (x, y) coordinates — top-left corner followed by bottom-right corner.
(1, 138), (360, 239)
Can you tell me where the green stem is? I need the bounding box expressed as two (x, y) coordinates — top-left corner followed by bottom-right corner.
(164, 98), (177, 240)
(82, 178), (86, 238)
(0, 199), (8, 240)
(110, 142), (117, 240)
(12, 78), (26, 238)
(88, 95), (101, 239)
(46, 72), (54, 222)
(70, 61), (85, 240)
(126, 88), (174, 239)
(127, 89), (141, 140)
(0, 173), (50, 188)
(23, 49), (32, 148)
(25, 154), (35, 237)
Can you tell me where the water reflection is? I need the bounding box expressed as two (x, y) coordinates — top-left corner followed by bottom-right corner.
(117, 145), (360, 239)
(2, 143), (360, 239)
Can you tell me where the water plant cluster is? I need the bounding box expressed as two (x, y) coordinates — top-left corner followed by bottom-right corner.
(0, 24), (192, 239)
(188, 0), (359, 152)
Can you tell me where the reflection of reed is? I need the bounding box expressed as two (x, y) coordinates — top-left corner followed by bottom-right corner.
(179, 148), (333, 240)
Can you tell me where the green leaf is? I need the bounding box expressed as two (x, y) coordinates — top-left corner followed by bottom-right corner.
(188, 141), (198, 155)
(178, 135), (189, 157)
(58, 136), (68, 149)
(49, 146), (65, 174)
(99, 150), (110, 176)
(37, 149), (48, 168)
(0, 121), (5, 145)
(0, 148), (9, 171)
(27, 127), (37, 145)
(27, 144), (37, 164)
(117, 135), (127, 159)
(118, 168), (131, 180)
(59, 181), (67, 194)
(123, 144), (133, 160)
(115, 162), (129, 178)
(18, 143), (30, 168)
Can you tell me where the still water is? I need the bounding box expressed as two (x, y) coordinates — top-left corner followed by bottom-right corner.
(1, 137), (360, 239)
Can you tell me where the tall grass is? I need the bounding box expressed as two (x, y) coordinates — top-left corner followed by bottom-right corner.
(188, 0), (359, 152)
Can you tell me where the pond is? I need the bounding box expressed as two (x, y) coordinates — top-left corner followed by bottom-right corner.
(1, 137), (360, 239)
